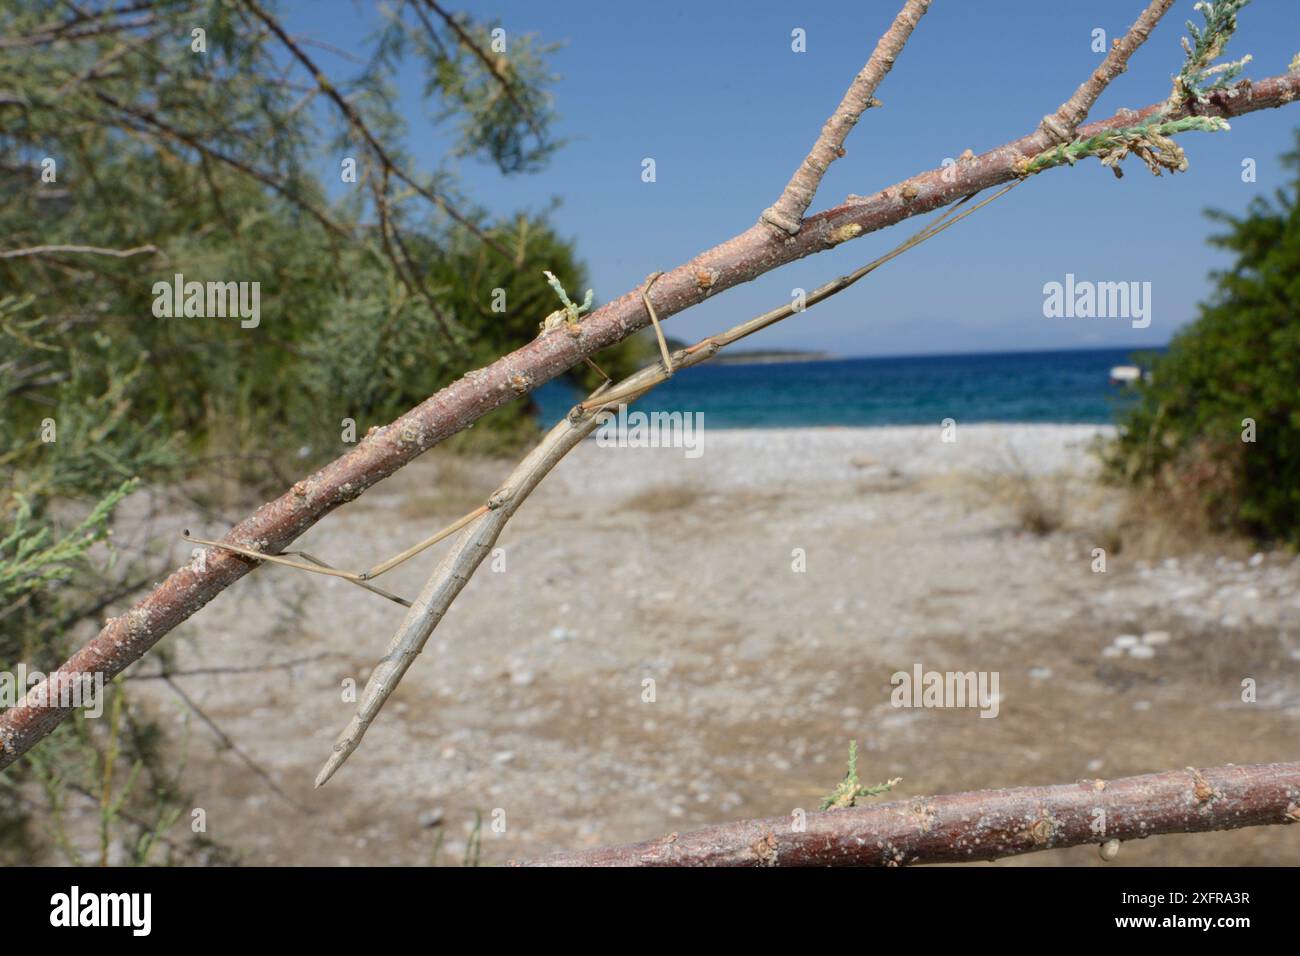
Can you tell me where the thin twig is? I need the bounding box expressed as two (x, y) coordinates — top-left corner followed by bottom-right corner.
(0, 244), (159, 260)
(641, 271), (673, 375)
(370, 164), (467, 356)
(182, 503), (488, 587)
(130, 652), (335, 680)
(1039, 0), (1175, 143)
(237, 0), (511, 259)
(761, 0), (932, 234)
(416, 0), (547, 143)
(0, 10), (157, 50)
(94, 89), (353, 239)
(159, 674), (310, 813)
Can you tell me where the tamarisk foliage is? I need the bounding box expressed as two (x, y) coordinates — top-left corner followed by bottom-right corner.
(0, 0), (638, 860)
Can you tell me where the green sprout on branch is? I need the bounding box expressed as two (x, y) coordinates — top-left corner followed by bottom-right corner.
(1171, 0), (1253, 107)
(1021, 1), (1255, 180)
(1018, 115), (1230, 178)
(820, 740), (901, 810)
(543, 270), (593, 324)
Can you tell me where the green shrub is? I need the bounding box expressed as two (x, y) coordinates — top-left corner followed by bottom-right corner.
(1106, 132), (1300, 544)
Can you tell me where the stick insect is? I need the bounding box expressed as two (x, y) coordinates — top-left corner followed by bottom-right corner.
(184, 184), (1017, 786)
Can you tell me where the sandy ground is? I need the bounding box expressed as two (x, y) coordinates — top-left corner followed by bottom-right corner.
(105, 424), (1300, 865)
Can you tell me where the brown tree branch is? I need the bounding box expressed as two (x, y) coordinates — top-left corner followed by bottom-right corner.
(1040, 0), (1175, 143)
(4, 67), (1299, 772)
(516, 762), (1300, 866)
(760, 0), (932, 235)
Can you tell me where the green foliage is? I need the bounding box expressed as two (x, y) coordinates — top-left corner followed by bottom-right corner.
(1172, 1), (1253, 106)
(819, 740), (900, 810)
(0, 296), (177, 669)
(1106, 132), (1300, 544)
(392, 9), (564, 174)
(0, 289), (193, 863)
(1024, 3), (1255, 181)
(0, 1), (641, 863)
(0, 1), (638, 478)
(15, 686), (221, 866)
(0, 480), (135, 607)
(1020, 116), (1229, 178)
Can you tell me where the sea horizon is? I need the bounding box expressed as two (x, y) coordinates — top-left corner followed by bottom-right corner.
(533, 344), (1164, 429)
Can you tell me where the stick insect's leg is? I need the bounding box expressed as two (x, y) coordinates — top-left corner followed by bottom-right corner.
(181, 502), (491, 593)
(281, 551), (412, 607)
(582, 355), (612, 384)
(359, 504), (489, 578)
(183, 531), (362, 580)
(641, 271), (673, 376)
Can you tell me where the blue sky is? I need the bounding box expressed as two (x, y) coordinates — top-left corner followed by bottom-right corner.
(285, 1), (1300, 357)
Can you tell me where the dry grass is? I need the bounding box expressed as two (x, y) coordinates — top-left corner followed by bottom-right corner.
(1081, 484), (1254, 566)
(969, 452), (1253, 568)
(965, 443), (1253, 564)
(971, 454), (1071, 537)
(620, 483), (703, 514)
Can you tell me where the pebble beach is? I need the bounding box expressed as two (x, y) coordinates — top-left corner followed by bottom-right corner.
(109, 424), (1300, 865)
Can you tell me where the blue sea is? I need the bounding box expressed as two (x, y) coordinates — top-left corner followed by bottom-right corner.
(532, 347), (1158, 428)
